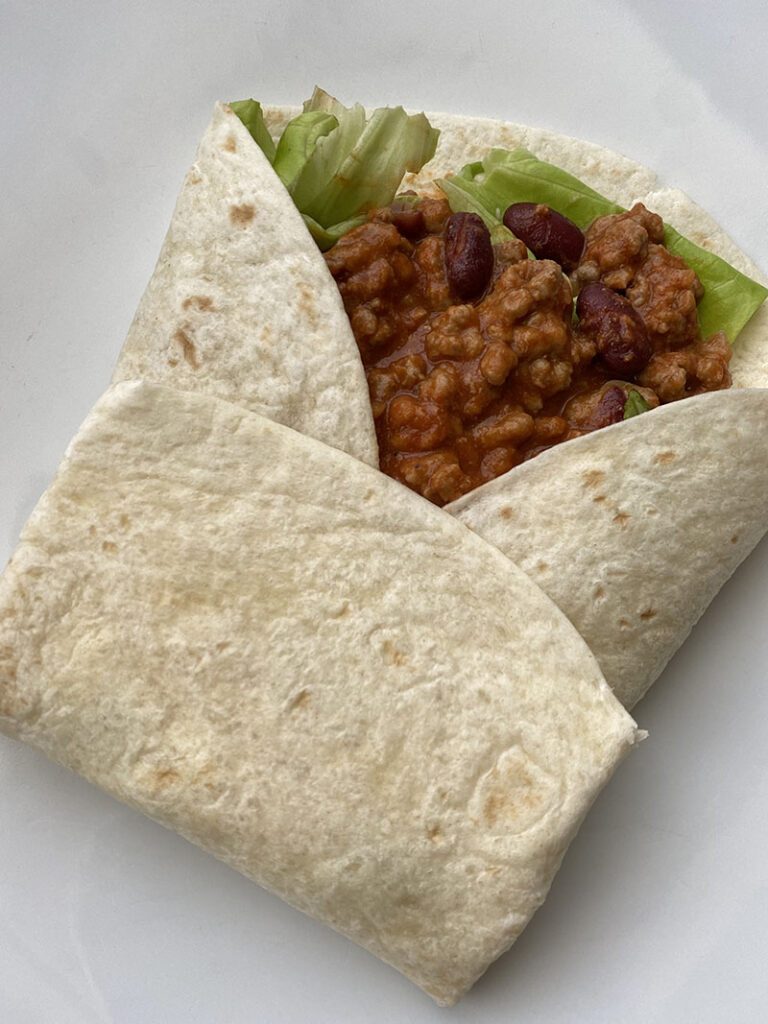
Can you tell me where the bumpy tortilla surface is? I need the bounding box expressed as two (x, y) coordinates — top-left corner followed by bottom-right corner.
(0, 381), (638, 1005)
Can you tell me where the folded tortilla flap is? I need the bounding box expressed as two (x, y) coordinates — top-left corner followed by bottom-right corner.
(0, 381), (638, 1005)
(448, 388), (768, 708)
(113, 103), (377, 466)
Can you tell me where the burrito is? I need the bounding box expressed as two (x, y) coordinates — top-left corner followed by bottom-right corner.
(2, 89), (765, 1006)
(125, 89), (764, 709)
(0, 380), (639, 1006)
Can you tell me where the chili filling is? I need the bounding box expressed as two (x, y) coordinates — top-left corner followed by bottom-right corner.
(325, 196), (732, 506)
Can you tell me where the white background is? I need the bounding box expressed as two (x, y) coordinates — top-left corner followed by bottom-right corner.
(2, 2), (768, 1021)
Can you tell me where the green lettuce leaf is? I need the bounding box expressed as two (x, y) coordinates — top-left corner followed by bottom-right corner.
(302, 213), (368, 249)
(663, 226), (768, 343)
(290, 91), (368, 215)
(271, 111), (339, 192)
(231, 87), (439, 250)
(437, 148), (767, 342)
(624, 390), (652, 419)
(297, 104), (439, 227)
(228, 99), (276, 163)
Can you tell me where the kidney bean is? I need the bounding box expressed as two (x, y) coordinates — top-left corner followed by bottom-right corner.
(444, 212), (494, 301)
(593, 385), (627, 427)
(502, 203), (585, 271)
(389, 200), (426, 240)
(576, 282), (652, 377)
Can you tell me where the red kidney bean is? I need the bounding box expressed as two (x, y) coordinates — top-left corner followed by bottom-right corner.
(389, 201), (426, 240)
(502, 203), (585, 271)
(593, 385), (627, 427)
(444, 212), (494, 301)
(576, 282), (652, 377)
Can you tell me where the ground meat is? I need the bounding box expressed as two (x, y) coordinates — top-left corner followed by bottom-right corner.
(411, 235), (451, 309)
(574, 203), (665, 291)
(469, 407), (535, 449)
(627, 243), (704, 349)
(325, 194), (731, 506)
(638, 332), (731, 400)
(383, 450), (471, 505)
(479, 260), (572, 359)
(326, 221), (427, 350)
(387, 394), (452, 452)
(492, 238), (529, 281)
(424, 304), (484, 362)
(571, 330), (598, 370)
(419, 197), (453, 233)
(367, 354), (427, 417)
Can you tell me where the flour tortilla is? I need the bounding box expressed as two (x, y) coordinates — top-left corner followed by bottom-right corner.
(448, 389), (768, 707)
(113, 103), (377, 467)
(262, 104), (768, 707)
(0, 381), (639, 1005)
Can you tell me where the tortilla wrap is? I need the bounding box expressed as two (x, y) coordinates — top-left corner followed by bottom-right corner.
(113, 103), (377, 467)
(0, 381), (639, 1006)
(259, 105), (768, 707)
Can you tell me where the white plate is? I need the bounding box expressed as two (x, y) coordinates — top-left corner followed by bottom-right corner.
(2, 3), (768, 1021)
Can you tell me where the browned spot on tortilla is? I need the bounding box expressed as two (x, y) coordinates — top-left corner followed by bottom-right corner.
(582, 469), (605, 488)
(483, 769), (538, 826)
(500, 506), (514, 520)
(613, 511), (631, 528)
(167, 356), (179, 366)
(483, 791), (503, 826)
(619, 617), (631, 629)
(288, 688), (311, 710)
(297, 281), (319, 328)
(215, 641), (231, 652)
(101, 541), (118, 554)
(731, 533), (740, 544)
(152, 767), (179, 789)
(395, 892), (420, 910)
(654, 450), (677, 465)
(173, 328), (200, 369)
(88, 525), (97, 537)
(363, 489), (375, 501)
(182, 295), (215, 312)
(118, 514), (131, 529)
(593, 493), (608, 504)
(187, 170), (202, 185)
(196, 764), (221, 795)
(229, 203), (255, 227)
(426, 825), (442, 843)
(640, 608), (657, 620)
(535, 561), (549, 573)
(594, 585), (605, 599)
(223, 134), (237, 152)
(383, 640), (407, 666)
(1, 649), (17, 686)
